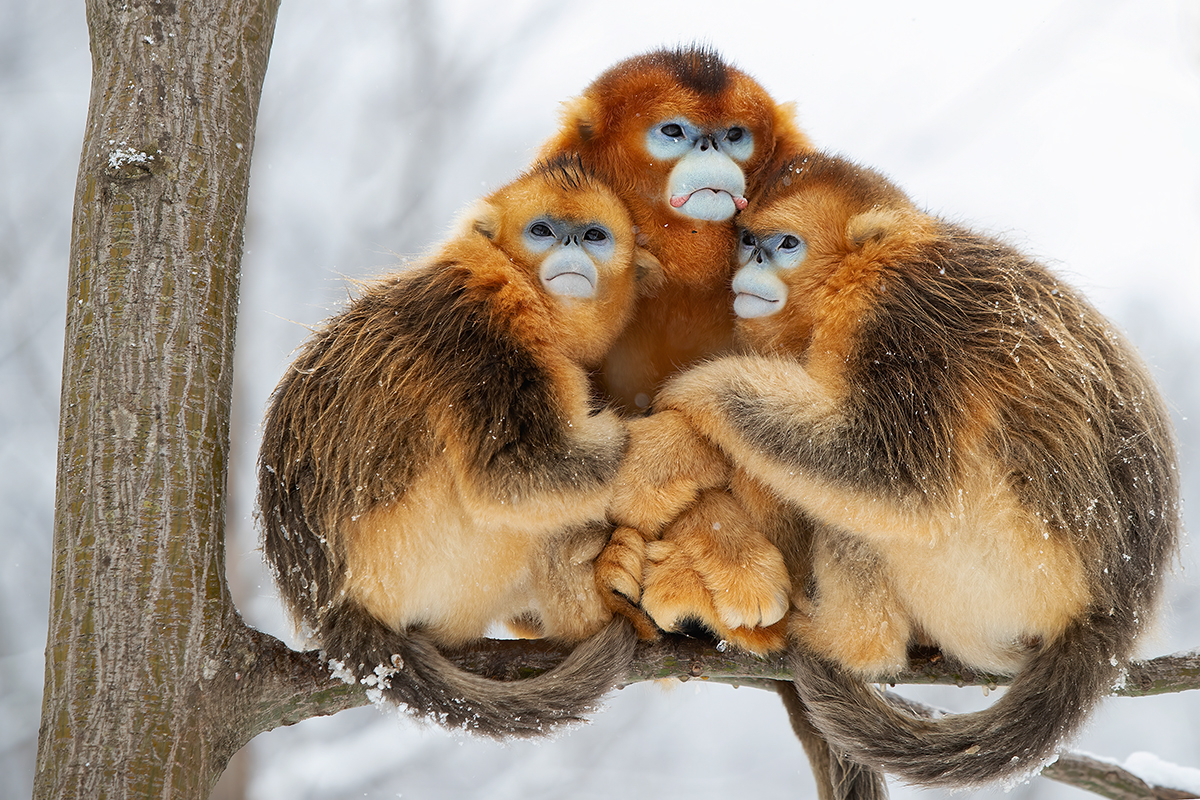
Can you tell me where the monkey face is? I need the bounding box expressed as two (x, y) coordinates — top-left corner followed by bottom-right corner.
(548, 49), (797, 227)
(732, 228), (809, 318)
(470, 159), (647, 364)
(645, 118), (752, 221)
(522, 216), (617, 300)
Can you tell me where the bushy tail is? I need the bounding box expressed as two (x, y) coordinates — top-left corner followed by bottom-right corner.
(775, 681), (890, 800)
(321, 603), (637, 738)
(790, 612), (1124, 787)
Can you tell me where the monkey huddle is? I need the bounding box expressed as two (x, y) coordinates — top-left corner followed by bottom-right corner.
(259, 46), (1179, 791)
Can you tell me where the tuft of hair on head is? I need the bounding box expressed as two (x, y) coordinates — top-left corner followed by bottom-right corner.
(531, 151), (597, 193)
(640, 43), (732, 95)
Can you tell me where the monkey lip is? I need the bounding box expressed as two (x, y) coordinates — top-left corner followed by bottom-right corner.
(543, 271), (596, 298)
(670, 188), (749, 210)
(733, 291), (782, 319)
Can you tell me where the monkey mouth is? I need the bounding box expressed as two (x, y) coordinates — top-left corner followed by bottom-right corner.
(542, 270), (596, 298)
(670, 188), (749, 210)
(733, 291), (782, 319)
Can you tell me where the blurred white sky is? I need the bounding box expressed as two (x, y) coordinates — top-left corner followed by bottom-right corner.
(2, 0), (1199, 798)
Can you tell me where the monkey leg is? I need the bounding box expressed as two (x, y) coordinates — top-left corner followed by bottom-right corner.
(610, 410), (731, 535)
(790, 530), (911, 675)
(532, 522), (616, 642)
(640, 537), (788, 654)
(594, 525), (659, 640)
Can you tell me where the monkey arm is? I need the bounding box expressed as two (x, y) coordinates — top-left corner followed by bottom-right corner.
(608, 411), (731, 536)
(655, 353), (945, 541)
(445, 401), (630, 530)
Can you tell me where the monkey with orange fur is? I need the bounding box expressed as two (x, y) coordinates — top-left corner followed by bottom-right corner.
(543, 53), (882, 799)
(540, 46), (813, 637)
(615, 152), (1179, 787)
(258, 156), (652, 738)
(540, 46), (812, 414)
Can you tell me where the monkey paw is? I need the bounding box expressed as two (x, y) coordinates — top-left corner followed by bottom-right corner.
(594, 527), (659, 640)
(640, 540), (722, 636)
(641, 542), (787, 655)
(595, 526), (645, 604)
(698, 545), (791, 632)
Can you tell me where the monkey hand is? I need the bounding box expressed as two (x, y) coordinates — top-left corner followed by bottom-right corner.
(594, 526), (659, 640)
(641, 488), (790, 637)
(668, 489), (791, 630)
(610, 410), (730, 535)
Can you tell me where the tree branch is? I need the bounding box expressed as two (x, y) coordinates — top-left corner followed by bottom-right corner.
(249, 630), (1200, 723)
(241, 630), (1200, 798)
(1044, 753), (1198, 800)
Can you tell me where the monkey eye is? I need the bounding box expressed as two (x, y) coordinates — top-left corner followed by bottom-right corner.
(529, 222), (554, 238)
(727, 127), (745, 142)
(583, 227), (608, 242)
(780, 234), (802, 251)
(660, 123), (684, 139)
(740, 230), (756, 248)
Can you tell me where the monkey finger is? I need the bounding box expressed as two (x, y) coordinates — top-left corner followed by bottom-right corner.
(594, 526), (646, 604)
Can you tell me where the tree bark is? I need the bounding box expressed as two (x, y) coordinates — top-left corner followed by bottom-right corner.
(34, 1), (279, 797)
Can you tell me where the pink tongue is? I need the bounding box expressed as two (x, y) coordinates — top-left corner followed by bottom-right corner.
(733, 196), (748, 210)
(669, 194), (689, 208)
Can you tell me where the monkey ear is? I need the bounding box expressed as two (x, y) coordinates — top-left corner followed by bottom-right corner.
(633, 247), (665, 295)
(560, 96), (599, 143)
(469, 200), (501, 241)
(847, 207), (909, 247)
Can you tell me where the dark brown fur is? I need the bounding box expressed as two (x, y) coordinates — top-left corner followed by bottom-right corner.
(258, 157), (644, 737)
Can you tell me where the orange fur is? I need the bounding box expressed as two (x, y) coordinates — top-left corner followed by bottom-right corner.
(540, 46), (813, 412)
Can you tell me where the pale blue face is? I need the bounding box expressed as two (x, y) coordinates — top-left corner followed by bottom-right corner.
(645, 118), (754, 222)
(731, 228), (808, 318)
(523, 216), (615, 299)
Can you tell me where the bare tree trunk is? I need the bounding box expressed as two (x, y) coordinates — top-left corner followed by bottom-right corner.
(34, 1), (279, 796)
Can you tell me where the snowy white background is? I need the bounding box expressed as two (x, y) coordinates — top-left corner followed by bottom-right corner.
(2, 1), (1199, 798)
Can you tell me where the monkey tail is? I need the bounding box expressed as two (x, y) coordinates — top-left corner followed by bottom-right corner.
(790, 611), (1125, 787)
(321, 603), (637, 738)
(775, 681), (890, 800)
